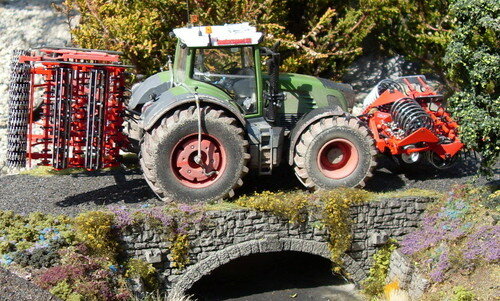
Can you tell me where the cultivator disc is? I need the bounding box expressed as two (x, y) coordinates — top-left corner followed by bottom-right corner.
(7, 50), (32, 168)
(6, 47), (131, 170)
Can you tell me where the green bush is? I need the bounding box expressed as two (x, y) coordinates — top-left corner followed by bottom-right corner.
(444, 0), (499, 173)
(58, 0), (404, 79)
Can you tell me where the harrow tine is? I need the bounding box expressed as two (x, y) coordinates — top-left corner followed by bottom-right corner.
(7, 47), (129, 170)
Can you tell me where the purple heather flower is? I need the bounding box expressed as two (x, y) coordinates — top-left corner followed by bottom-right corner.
(178, 203), (198, 214)
(108, 205), (134, 228)
(149, 209), (173, 227)
(430, 248), (450, 282)
(463, 225), (500, 261)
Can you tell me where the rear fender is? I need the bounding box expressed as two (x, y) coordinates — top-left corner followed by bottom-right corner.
(288, 107), (345, 165)
(141, 91), (246, 131)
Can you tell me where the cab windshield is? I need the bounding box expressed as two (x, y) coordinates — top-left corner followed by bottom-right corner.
(192, 46), (257, 114)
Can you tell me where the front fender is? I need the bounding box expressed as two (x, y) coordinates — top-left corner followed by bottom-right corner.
(288, 107), (345, 165)
(128, 71), (172, 110)
(141, 91), (246, 131)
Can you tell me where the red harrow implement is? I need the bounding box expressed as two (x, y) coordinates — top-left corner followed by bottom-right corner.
(358, 76), (464, 168)
(7, 48), (130, 170)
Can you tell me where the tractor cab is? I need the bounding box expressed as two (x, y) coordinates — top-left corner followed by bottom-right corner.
(171, 23), (272, 117)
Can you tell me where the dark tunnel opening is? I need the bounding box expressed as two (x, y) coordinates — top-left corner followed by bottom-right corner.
(187, 251), (361, 301)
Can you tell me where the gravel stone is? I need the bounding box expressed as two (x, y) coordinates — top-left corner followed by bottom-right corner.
(0, 267), (61, 300)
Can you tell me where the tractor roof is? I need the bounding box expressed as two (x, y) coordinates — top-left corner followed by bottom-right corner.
(173, 23), (263, 47)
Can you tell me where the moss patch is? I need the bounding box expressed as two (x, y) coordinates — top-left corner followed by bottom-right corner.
(362, 239), (398, 298)
(375, 188), (443, 200)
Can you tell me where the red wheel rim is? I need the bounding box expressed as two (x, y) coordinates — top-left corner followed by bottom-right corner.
(171, 134), (226, 188)
(317, 138), (359, 179)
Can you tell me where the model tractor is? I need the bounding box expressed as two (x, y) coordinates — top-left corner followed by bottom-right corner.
(6, 23), (464, 202)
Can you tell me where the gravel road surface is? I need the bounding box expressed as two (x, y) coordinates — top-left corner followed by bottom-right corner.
(0, 155), (496, 216)
(0, 267), (61, 301)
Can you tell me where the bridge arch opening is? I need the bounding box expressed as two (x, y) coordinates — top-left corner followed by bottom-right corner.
(186, 251), (360, 300)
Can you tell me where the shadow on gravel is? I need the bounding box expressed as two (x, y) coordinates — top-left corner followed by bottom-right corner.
(56, 178), (155, 207)
(364, 155), (481, 192)
(236, 155), (482, 196)
(52, 155), (484, 207)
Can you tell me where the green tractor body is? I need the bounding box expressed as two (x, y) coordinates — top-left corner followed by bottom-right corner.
(130, 23), (375, 202)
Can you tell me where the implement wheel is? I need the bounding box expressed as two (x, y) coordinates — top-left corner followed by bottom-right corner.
(140, 106), (249, 202)
(293, 116), (376, 189)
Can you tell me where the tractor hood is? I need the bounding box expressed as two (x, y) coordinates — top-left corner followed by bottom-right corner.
(277, 73), (355, 111)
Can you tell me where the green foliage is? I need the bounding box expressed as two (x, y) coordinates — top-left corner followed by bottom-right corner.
(58, 0), (185, 75)
(236, 191), (309, 223)
(371, 0), (453, 81)
(58, 0), (398, 79)
(169, 234), (190, 269)
(450, 285), (477, 301)
(362, 239), (398, 297)
(20, 166), (88, 176)
(451, 286), (476, 301)
(318, 189), (372, 268)
(444, 0), (499, 174)
(0, 210), (74, 256)
(73, 211), (118, 260)
(376, 188), (443, 200)
(125, 258), (158, 291)
(12, 244), (61, 268)
(204, 201), (245, 211)
(49, 280), (84, 301)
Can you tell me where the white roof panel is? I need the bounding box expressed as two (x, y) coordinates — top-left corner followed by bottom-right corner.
(173, 23), (263, 47)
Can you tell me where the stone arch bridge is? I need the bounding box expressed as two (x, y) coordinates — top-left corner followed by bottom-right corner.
(121, 196), (431, 293)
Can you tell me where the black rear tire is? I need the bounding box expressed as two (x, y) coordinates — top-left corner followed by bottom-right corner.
(293, 116), (376, 189)
(140, 106), (249, 202)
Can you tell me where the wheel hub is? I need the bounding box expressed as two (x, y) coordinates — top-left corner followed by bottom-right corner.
(317, 138), (359, 179)
(171, 134), (226, 188)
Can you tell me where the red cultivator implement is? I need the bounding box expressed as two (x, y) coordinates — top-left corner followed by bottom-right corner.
(359, 76), (464, 168)
(7, 48), (130, 170)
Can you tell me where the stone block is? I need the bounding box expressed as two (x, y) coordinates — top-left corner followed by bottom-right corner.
(415, 202), (427, 211)
(350, 241), (364, 251)
(134, 242), (147, 249)
(227, 247), (241, 260)
(259, 237), (282, 252)
(367, 231), (389, 246)
(238, 242), (253, 257)
(388, 200), (401, 208)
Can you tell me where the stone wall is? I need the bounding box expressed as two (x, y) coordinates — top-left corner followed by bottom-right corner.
(120, 196), (433, 293)
(387, 249), (430, 300)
